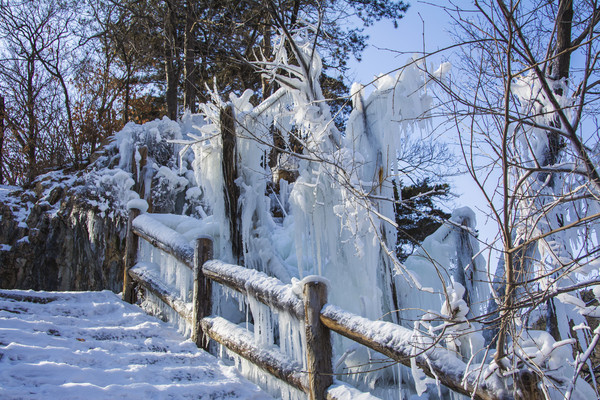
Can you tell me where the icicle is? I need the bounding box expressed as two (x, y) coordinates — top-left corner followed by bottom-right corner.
(247, 296), (275, 348)
(141, 291), (192, 338)
(278, 311), (306, 368)
(222, 348), (307, 400)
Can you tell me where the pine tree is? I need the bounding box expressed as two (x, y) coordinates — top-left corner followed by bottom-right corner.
(393, 179), (451, 262)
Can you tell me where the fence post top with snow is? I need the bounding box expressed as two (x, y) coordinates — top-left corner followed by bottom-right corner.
(127, 198), (149, 213)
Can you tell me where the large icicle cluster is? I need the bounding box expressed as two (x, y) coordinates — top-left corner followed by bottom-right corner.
(82, 116), (206, 219)
(185, 39), (436, 316)
(177, 31), (486, 397)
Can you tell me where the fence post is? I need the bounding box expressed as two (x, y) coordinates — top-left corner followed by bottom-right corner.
(303, 279), (333, 400)
(192, 236), (213, 350)
(122, 207), (141, 303)
(132, 145), (148, 197)
(220, 104), (242, 264)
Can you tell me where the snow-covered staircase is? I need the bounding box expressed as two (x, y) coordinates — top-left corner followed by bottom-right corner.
(0, 289), (271, 399)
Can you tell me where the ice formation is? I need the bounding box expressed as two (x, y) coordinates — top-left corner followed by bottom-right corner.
(165, 34), (493, 398)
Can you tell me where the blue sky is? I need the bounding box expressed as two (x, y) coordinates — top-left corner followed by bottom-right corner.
(348, 1), (457, 85)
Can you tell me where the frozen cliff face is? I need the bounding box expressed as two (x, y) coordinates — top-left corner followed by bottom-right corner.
(0, 116), (201, 292)
(0, 176), (127, 291)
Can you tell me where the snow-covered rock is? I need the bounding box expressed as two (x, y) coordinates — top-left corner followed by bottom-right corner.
(0, 116), (201, 292)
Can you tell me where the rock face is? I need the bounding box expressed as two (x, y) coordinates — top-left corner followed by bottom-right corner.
(0, 117), (202, 292)
(0, 184), (127, 292)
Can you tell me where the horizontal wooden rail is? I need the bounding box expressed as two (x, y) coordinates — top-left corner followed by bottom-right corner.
(201, 316), (377, 400)
(320, 305), (502, 400)
(201, 316), (308, 392)
(129, 262), (192, 323)
(202, 260), (305, 320)
(132, 214), (195, 269)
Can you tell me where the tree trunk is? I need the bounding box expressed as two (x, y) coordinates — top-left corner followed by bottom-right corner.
(164, 0), (180, 120)
(220, 104), (242, 263)
(261, 15), (273, 100)
(183, 0), (197, 113)
(26, 56), (37, 185)
(539, 0), (572, 181)
(554, 0), (573, 83)
(545, 0), (573, 341)
(124, 54), (132, 123)
(0, 95), (4, 184)
(55, 67), (77, 168)
(165, 50), (178, 120)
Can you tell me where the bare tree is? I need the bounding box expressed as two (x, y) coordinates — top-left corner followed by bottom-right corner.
(432, 0), (600, 394)
(0, 0), (70, 183)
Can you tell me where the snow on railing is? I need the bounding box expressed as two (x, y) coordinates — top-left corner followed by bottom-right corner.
(202, 260), (305, 319)
(320, 306), (505, 400)
(122, 208), (506, 400)
(200, 315), (308, 392)
(132, 213), (195, 268)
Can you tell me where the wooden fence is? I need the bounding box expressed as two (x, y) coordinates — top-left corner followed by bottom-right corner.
(122, 207), (503, 400)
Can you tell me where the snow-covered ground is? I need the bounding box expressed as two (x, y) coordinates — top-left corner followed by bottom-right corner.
(0, 289), (272, 400)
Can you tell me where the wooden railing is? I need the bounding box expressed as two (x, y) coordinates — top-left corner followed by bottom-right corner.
(122, 208), (502, 400)
(122, 209), (211, 350)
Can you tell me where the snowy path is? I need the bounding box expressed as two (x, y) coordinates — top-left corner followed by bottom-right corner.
(0, 289), (272, 400)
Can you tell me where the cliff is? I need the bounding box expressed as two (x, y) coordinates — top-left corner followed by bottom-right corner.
(0, 175), (127, 291)
(0, 116), (201, 291)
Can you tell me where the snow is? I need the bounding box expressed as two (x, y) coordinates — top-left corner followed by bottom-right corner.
(321, 304), (467, 375)
(133, 214), (195, 266)
(203, 260), (304, 319)
(0, 289), (271, 399)
(155, 165), (189, 191)
(327, 382), (382, 400)
(17, 235), (30, 244)
(127, 199), (149, 213)
(432, 62), (451, 80)
(558, 292), (600, 318)
(506, 330), (597, 399)
(0, 185), (35, 228)
(290, 275), (330, 297)
(0, 184), (20, 203)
